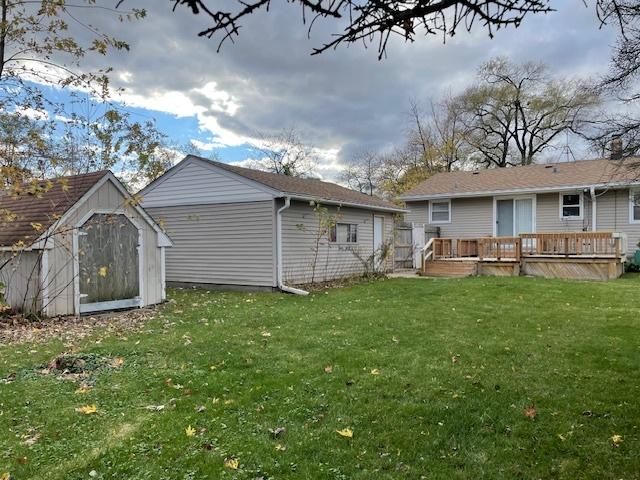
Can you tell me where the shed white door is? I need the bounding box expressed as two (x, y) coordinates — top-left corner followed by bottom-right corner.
(77, 213), (142, 313)
(374, 216), (384, 270)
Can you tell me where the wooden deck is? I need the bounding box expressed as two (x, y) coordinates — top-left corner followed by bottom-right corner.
(420, 233), (626, 281)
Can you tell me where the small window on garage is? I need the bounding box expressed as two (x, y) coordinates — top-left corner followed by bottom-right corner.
(330, 223), (358, 243)
(430, 200), (451, 223)
(560, 193), (583, 219)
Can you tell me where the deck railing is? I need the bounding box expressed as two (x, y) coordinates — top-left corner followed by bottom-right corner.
(433, 238), (453, 259)
(477, 237), (521, 261)
(520, 232), (623, 257)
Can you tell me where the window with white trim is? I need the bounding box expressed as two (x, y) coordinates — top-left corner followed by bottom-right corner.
(430, 200), (451, 223)
(330, 223), (358, 243)
(560, 193), (582, 219)
(631, 190), (640, 223)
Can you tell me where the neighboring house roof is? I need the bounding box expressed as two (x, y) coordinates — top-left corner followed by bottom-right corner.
(0, 171), (172, 249)
(0, 171), (109, 247)
(400, 158), (640, 200)
(154, 155), (405, 212)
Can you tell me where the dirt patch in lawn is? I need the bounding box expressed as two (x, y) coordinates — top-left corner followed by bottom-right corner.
(0, 306), (161, 345)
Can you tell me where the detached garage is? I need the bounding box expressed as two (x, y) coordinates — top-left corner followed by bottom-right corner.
(0, 171), (172, 316)
(139, 155), (404, 292)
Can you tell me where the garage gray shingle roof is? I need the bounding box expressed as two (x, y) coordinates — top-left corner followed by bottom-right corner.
(197, 156), (404, 212)
(0, 171), (109, 247)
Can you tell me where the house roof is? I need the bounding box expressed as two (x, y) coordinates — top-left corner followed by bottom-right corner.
(400, 158), (640, 200)
(194, 156), (405, 212)
(0, 171), (110, 248)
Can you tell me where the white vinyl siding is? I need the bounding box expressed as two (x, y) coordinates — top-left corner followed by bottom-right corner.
(0, 251), (41, 313)
(281, 201), (393, 284)
(141, 158), (274, 207)
(147, 201), (276, 287)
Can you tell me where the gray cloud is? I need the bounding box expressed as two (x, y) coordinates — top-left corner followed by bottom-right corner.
(74, 1), (618, 172)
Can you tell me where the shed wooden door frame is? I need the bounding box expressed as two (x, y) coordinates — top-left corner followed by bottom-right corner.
(72, 208), (144, 315)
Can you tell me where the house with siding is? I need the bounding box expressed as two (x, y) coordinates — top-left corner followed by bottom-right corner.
(0, 171), (172, 316)
(400, 157), (640, 262)
(139, 155), (404, 292)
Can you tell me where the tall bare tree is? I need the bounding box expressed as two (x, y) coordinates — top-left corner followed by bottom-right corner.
(340, 151), (384, 195)
(249, 128), (318, 177)
(459, 58), (599, 168)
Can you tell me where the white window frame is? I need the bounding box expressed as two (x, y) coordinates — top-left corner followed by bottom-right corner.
(630, 188), (640, 224)
(429, 199), (451, 224)
(330, 222), (358, 244)
(559, 191), (584, 220)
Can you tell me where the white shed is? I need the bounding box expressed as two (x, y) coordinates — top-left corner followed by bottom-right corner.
(0, 171), (172, 316)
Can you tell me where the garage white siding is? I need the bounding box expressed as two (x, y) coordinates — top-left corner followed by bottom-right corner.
(281, 201), (394, 284)
(140, 159), (273, 207)
(147, 201), (276, 287)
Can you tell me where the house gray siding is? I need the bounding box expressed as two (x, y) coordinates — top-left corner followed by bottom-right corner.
(536, 192), (593, 232)
(405, 198), (493, 238)
(281, 200), (394, 285)
(147, 201), (276, 287)
(596, 188), (640, 255)
(141, 158), (274, 208)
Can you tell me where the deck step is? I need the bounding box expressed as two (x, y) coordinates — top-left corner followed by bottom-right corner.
(420, 260), (478, 278)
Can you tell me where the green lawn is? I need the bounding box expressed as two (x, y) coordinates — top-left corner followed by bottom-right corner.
(1, 276), (639, 479)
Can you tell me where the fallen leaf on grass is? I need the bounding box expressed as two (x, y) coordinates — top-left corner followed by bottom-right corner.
(370, 369), (380, 376)
(75, 405), (97, 415)
(261, 331), (272, 337)
(336, 428), (353, 438)
(224, 457), (239, 470)
(611, 434), (623, 446)
(75, 385), (92, 394)
(324, 365), (333, 373)
(451, 355), (460, 364)
(110, 357), (124, 368)
(275, 443), (286, 451)
(185, 425), (197, 437)
(145, 405), (165, 411)
(1, 473), (11, 480)
(524, 405), (537, 420)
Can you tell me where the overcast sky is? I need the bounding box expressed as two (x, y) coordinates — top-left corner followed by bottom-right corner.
(66, 1), (619, 181)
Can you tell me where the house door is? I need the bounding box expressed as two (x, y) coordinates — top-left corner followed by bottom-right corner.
(496, 200), (514, 236)
(496, 198), (534, 236)
(373, 216), (384, 270)
(77, 213), (141, 313)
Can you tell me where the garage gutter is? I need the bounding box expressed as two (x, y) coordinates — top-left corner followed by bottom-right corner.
(276, 197), (309, 296)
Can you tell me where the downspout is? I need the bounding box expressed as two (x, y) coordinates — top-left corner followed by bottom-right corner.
(590, 186), (597, 232)
(276, 197), (309, 295)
